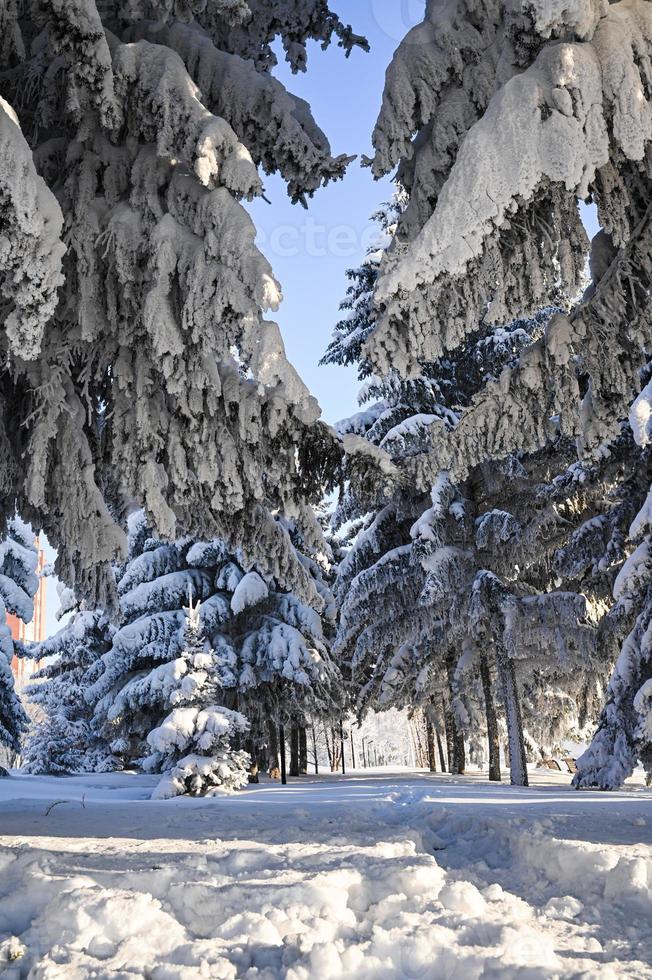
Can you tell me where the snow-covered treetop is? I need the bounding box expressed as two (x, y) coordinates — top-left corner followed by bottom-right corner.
(321, 195), (405, 379)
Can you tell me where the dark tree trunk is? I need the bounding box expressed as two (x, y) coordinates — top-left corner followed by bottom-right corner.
(299, 727), (308, 774)
(323, 724), (333, 770)
(435, 726), (446, 773)
(289, 725), (300, 777)
(425, 714), (437, 772)
(339, 722), (346, 774)
(245, 736), (259, 782)
(434, 698), (447, 772)
(279, 725), (287, 785)
(312, 723), (319, 774)
(480, 652), (502, 782)
(444, 700), (454, 772)
(497, 652), (528, 787)
(350, 730), (356, 769)
(330, 727), (341, 772)
(453, 725), (466, 775)
(443, 695), (455, 773)
(267, 720), (280, 775)
(445, 660), (465, 775)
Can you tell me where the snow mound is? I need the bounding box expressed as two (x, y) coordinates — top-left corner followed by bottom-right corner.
(0, 770), (651, 976)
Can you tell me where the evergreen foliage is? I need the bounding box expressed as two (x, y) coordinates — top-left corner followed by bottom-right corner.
(327, 197), (642, 785)
(147, 595), (251, 799)
(26, 511), (341, 791)
(0, 519), (39, 752)
(22, 601), (115, 774)
(357, 0), (652, 788)
(0, 0), (363, 609)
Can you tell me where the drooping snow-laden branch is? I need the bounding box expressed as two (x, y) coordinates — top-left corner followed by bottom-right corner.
(0, 98), (64, 360)
(0, 0), (364, 606)
(365, 1), (652, 379)
(125, 20), (355, 204)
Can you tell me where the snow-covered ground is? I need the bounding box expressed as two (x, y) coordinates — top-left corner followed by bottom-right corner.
(1, 767), (651, 978)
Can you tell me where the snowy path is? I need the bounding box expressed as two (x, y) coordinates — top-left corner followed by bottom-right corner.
(1, 768), (651, 978)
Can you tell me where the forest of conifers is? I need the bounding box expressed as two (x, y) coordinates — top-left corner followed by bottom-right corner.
(1, 0), (652, 798)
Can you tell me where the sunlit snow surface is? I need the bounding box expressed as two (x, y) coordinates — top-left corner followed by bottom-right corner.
(1, 767), (651, 977)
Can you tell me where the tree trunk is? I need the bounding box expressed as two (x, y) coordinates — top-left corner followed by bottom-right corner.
(445, 660), (465, 775)
(434, 698), (448, 772)
(408, 719), (420, 768)
(323, 723), (333, 770)
(245, 736), (259, 782)
(443, 694), (455, 773)
(330, 727), (341, 772)
(479, 652), (502, 782)
(350, 730), (356, 769)
(299, 727), (308, 774)
(425, 714), (437, 772)
(453, 724), (466, 775)
(339, 722), (346, 774)
(312, 723), (319, 774)
(289, 725), (300, 777)
(267, 720), (280, 775)
(279, 724), (287, 785)
(497, 652), (528, 787)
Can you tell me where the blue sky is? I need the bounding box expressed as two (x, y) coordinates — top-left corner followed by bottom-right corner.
(247, 0), (426, 425)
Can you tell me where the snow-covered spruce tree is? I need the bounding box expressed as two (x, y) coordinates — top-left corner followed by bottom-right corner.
(409, 402), (652, 784)
(361, 2), (652, 787)
(321, 193), (406, 380)
(326, 201), (604, 782)
(227, 516), (343, 777)
(572, 428), (652, 788)
(89, 511), (341, 782)
(146, 594), (250, 799)
(0, 2), (363, 609)
(340, 222), (648, 786)
(21, 588), (115, 774)
(0, 518), (40, 756)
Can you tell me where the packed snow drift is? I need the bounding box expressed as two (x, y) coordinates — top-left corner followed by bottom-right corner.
(1, 768), (651, 978)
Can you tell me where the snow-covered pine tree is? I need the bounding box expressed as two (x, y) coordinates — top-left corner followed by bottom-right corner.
(321, 193), (406, 380)
(146, 593), (250, 799)
(229, 517), (343, 779)
(0, 1), (364, 609)
(0, 519), (40, 756)
(362, 3), (652, 787)
(327, 203), (506, 774)
(87, 516), (208, 765)
(88, 510), (341, 783)
(21, 589), (115, 774)
(327, 194), (620, 784)
(572, 430), (652, 788)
